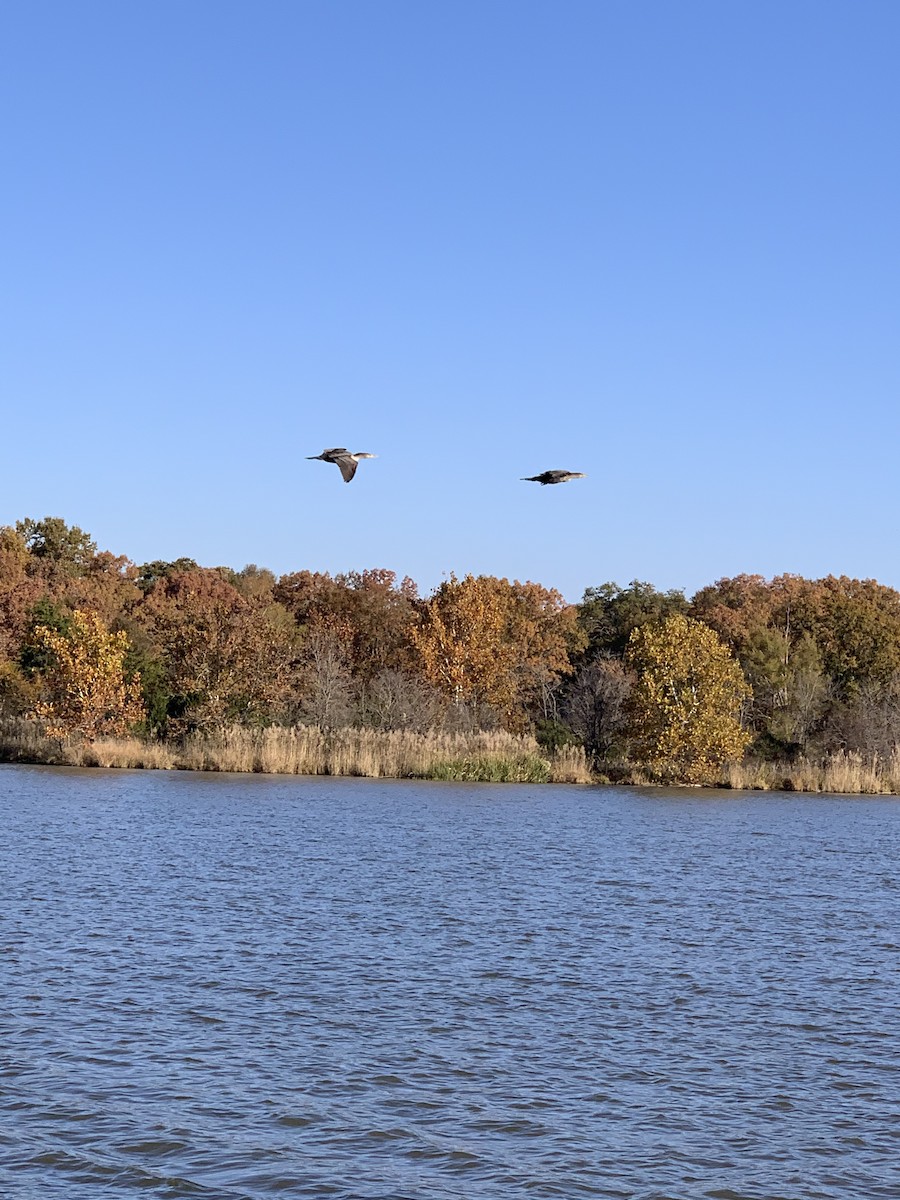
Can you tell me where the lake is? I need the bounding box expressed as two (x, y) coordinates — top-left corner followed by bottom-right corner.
(1, 765), (899, 1199)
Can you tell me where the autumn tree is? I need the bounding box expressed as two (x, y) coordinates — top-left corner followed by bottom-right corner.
(690, 574), (824, 662)
(230, 564), (277, 603)
(625, 614), (751, 784)
(690, 573), (900, 745)
(410, 574), (512, 719)
(2, 520), (139, 673)
(341, 569), (419, 676)
(689, 574), (781, 655)
(30, 609), (145, 740)
(274, 568), (418, 677)
(411, 574), (583, 729)
(0, 525), (44, 661)
(506, 580), (587, 719)
(137, 569), (298, 732)
(64, 551), (141, 629)
(136, 558), (200, 590)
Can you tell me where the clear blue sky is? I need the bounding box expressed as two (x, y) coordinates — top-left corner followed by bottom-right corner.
(3, 1), (899, 601)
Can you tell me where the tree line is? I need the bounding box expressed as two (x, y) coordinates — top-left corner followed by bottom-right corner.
(3, 516), (900, 783)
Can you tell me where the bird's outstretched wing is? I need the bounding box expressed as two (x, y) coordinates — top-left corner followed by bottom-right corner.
(335, 455), (359, 483)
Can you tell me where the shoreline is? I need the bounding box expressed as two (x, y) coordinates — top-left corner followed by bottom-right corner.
(2, 720), (898, 795)
(0, 720), (592, 785)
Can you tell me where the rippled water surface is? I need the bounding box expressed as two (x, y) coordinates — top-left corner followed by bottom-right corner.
(2, 765), (900, 1199)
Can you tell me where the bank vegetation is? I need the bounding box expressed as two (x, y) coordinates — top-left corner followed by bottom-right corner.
(4, 517), (900, 791)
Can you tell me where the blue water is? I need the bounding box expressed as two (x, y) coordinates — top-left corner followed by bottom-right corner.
(2, 764), (899, 1199)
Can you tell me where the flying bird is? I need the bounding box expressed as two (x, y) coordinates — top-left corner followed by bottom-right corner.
(521, 470), (586, 485)
(307, 447), (377, 483)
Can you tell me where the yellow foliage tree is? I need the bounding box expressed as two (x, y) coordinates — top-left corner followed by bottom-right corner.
(31, 609), (145, 740)
(625, 614), (751, 783)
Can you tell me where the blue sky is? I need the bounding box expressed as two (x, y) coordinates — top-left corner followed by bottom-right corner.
(3, 1), (899, 601)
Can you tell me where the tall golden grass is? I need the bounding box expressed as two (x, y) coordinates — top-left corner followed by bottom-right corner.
(723, 749), (900, 795)
(0, 719), (593, 784)
(6, 716), (898, 792)
(0, 718), (177, 769)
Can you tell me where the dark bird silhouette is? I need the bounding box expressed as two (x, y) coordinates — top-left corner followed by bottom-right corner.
(521, 470), (586, 486)
(307, 447), (377, 483)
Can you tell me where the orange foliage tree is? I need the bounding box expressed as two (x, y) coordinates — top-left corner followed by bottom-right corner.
(0, 525), (46, 661)
(411, 574), (584, 728)
(274, 568), (418, 677)
(137, 569), (298, 731)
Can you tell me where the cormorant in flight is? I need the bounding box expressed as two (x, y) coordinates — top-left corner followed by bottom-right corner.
(307, 448), (377, 483)
(521, 470), (586, 485)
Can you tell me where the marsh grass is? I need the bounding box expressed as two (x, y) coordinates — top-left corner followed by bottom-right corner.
(80, 738), (177, 769)
(546, 743), (595, 784)
(0, 719), (178, 769)
(0, 718), (57, 763)
(723, 749), (900, 795)
(177, 725), (593, 783)
(5, 714), (899, 791)
(0, 719), (593, 783)
(426, 754), (551, 783)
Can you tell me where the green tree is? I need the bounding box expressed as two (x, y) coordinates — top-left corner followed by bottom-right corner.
(20, 598), (72, 675)
(579, 580), (688, 657)
(811, 576), (900, 696)
(742, 626), (828, 752)
(625, 614), (751, 783)
(16, 517), (97, 576)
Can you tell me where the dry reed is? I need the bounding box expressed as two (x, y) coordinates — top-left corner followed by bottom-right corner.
(0, 718), (59, 763)
(723, 749), (900, 795)
(546, 743), (594, 784)
(0, 719), (178, 769)
(79, 738), (177, 770)
(17, 714), (898, 792)
(177, 724), (593, 782)
(0, 719), (593, 783)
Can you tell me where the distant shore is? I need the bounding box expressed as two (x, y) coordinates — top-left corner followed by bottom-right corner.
(2, 720), (898, 794)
